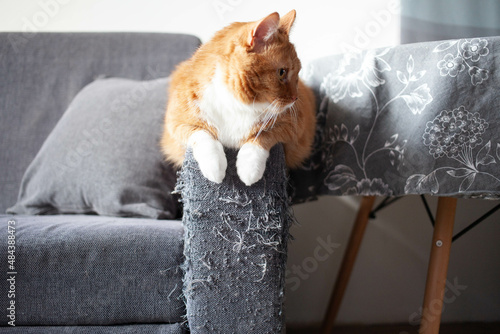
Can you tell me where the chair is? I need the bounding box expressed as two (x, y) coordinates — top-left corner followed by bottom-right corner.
(321, 196), (458, 333)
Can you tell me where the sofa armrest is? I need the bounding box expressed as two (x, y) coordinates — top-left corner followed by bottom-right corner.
(177, 145), (291, 333)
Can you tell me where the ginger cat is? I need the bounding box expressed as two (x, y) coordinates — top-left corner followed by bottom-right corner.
(161, 10), (316, 186)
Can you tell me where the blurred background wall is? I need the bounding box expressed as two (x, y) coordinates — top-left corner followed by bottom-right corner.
(1, 0), (499, 328)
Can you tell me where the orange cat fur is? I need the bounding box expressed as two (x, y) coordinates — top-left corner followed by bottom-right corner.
(161, 10), (316, 186)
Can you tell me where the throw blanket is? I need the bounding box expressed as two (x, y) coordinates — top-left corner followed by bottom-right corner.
(292, 36), (500, 201)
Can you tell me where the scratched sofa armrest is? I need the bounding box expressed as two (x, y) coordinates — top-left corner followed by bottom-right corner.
(176, 145), (291, 333)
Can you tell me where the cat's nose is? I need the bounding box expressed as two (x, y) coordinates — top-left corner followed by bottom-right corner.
(291, 95), (298, 102)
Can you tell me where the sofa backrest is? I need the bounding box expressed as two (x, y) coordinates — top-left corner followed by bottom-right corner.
(0, 32), (201, 213)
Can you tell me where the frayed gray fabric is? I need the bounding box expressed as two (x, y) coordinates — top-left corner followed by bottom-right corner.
(176, 145), (291, 333)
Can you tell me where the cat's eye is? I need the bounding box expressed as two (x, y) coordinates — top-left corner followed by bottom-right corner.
(277, 68), (287, 80)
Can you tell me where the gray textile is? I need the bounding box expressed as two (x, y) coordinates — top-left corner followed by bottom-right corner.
(0, 215), (185, 326)
(177, 145), (291, 333)
(0, 32), (200, 214)
(0, 324), (184, 334)
(7, 77), (178, 219)
(292, 36), (500, 201)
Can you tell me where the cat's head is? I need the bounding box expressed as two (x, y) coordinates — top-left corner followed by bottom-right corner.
(219, 10), (301, 113)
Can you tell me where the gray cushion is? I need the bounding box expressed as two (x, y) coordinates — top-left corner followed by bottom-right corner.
(0, 324), (185, 334)
(0, 32), (201, 213)
(0, 214), (185, 326)
(7, 77), (178, 219)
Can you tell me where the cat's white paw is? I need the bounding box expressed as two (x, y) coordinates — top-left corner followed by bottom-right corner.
(188, 131), (227, 183)
(236, 143), (270, 186)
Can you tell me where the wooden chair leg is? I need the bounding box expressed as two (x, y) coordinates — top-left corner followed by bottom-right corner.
(321, 196), (376, 334)
(419, 197), (457, 334)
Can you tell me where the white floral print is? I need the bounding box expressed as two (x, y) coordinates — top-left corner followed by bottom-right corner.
(321, 49), (391, 103)
(406, 106), (499, 194)
(462, 39), (489, 61)
(422, 106), (487, 159)
(437, 54), (465, 77)
(434, 38), (490, 86)
(468, 66), (489, 85)
(400, 84), (433, 115)
(319, 51), (430, 195)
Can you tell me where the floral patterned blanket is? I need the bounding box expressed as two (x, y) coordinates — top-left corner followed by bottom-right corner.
(291, 36), (500, 201)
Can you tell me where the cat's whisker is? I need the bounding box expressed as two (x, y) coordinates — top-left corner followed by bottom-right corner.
(292, 103), (299, 121)
(254, 100), (280, 142)
(254, 123), (267, 142)
(263, 105), (276, 124)
(254, 114), (272, 141)
(291, 104), (299, 133)
(271, 113), (279, 129)
(272, 100), (285, 129)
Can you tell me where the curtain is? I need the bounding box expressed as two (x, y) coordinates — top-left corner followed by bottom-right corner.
(401, 0), (500, 43)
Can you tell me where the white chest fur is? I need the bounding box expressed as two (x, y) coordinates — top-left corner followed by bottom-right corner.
(198, 67), (269, 148)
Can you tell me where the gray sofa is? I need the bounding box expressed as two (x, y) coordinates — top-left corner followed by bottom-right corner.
(1, 33), (291, 333)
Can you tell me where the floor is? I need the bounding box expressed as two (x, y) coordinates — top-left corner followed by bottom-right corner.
(287, 322), (500, 334)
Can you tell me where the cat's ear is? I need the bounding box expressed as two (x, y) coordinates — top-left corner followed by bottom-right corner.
(280, 9), (296, 35)
(248, 12), (280, 52)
